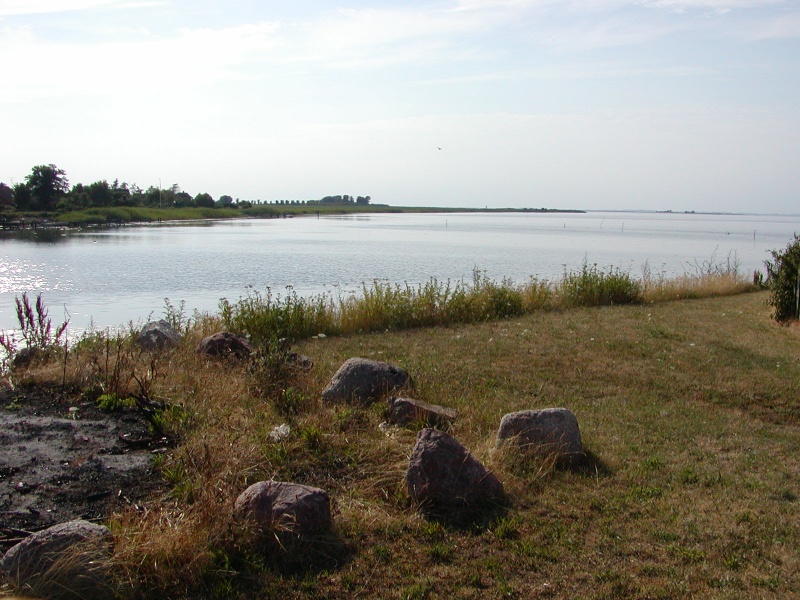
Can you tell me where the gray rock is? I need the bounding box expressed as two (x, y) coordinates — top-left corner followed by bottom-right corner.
(137, 319), (181, 351)
(196, 331), (251, 359)
(0, 519), (112, 600)
(496, 408), (583, 456)
(287, 352), (314, 372)
(322, 357), (410, 405)
(387, 396), (457, 428)
(11, 346), (38, 368)
(406, 428), (503, 512)
(234, 481), (331, 535)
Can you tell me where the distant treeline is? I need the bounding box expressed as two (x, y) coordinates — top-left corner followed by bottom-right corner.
(0, 164), (370, 213)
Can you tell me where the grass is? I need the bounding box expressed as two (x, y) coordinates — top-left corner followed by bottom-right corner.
(3, 281), (799, 598)
(218, 261), (756, 347)
(55, 206), (244, 224)
(48, 203), (558, 227)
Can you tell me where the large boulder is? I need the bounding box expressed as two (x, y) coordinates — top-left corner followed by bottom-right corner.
(496, 408), (583, 457)
(387, 396), (457, 429)
(322, 357), (411, 405)
(0, 519), (112, 599)
(234, 481), (331, 535)
(196, 331), (251, 359)
(406, 428), (503, 514)
(137, 319), (181, 351)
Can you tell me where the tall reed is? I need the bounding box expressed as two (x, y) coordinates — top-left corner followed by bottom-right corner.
(220, 260), (754, 347)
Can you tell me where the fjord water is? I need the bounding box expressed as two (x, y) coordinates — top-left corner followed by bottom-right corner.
(1, 211), (797, 333)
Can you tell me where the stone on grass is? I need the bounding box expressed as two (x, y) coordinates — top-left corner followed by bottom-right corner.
(234, 481), (331, 535)
(387, 396), (457, 428)
(196, 331), (251, 359)
(137, 319), (181, 351)
(0, 519), (112, 600)
(12, 346), (38, 369)
(321, 357), (410, 405)
(406, 428), (503, 513)
(286, 351), (314, 372)
(496, 408), (583, 457)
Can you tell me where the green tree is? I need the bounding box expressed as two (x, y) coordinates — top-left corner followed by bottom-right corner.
(174, 191), (194, 208)
(12, 182), (32, 210)
(217, 194), (233, 207)
(0, 183), (13, 208)
(25, 164), (69, 211)
(766, 234), (800, 322)
(194, 192), (215, 208)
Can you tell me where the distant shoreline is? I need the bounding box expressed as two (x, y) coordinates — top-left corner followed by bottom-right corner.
(0, 205), (587, 230)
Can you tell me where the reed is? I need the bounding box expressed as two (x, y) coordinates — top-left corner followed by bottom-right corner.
(55, 206), (243, 224)
(219, 261), (755, 347)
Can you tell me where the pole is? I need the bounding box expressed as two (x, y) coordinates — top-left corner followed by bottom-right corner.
(795, 272), (800, 318)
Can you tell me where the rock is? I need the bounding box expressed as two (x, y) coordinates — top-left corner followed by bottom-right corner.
(196, 331), (251, 359)
(321, 357), (411, 405)
(406, 428), (503, 513)
(11, 346), (38, 369)
(287, 351), (314, 372)
(0, 519), (112, 600)
(496, 408), (583, 457)
(234, 481), (331, 535)
(137, 319), (181, 351)
(387, 396), (457, 428)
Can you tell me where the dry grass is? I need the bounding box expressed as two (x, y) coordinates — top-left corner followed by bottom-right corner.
(3, 291), (799, 599)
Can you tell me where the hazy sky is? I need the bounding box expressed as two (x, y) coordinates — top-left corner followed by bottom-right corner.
(2, 0), (799, 212)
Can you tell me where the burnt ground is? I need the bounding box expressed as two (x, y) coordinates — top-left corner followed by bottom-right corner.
(0, 384), (169, 552)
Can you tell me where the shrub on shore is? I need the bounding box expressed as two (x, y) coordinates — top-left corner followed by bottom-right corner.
(766, 234), (800, 322)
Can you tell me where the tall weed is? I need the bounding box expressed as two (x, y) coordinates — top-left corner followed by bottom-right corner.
(559, 260), (643, 307)
(0, 292), (69, 366)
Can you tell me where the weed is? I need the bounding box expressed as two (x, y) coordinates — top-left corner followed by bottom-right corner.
(401, 579), (433, 600)
(492, 515), (521, 540)
(427, 542), (455, 564)
(95, 393), (135, 412)
(560, 260), (643, 307)
(0, 292), (68, 367)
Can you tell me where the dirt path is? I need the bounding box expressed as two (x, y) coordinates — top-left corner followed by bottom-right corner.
(0, 385), (168, 549)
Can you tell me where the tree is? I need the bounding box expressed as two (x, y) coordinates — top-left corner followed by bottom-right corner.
(217, 194), (233, 207)
(0, 183), (13, 209)
(12, 183), (32, 210)
(194, 192), (215, 208)
(356, 195), (371, 205)
(86, 180), (114, 207)
(174, 191), (195, 208)
(25, 164), (69, 211)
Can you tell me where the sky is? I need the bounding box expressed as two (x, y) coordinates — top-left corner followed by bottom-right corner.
(1, 0), (799, 212)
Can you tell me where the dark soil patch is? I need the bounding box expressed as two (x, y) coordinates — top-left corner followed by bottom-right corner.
(0, 384), (169, 550)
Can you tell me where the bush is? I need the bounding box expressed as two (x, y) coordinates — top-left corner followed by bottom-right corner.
(766, 234), (800, 322)
(560, 261), (643, 308)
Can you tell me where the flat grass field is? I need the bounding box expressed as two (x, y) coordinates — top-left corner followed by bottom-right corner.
(6, 290), (800, 599)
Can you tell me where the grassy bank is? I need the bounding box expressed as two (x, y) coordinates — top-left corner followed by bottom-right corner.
(218, 261), (754, 345)
(2, 270), (798, 597)
(42, 204), (582, 226)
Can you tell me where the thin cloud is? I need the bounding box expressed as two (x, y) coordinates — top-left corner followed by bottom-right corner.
(0, 0), (124, 16)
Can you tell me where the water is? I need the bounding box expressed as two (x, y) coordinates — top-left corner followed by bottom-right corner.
(1, 211), (797, 333)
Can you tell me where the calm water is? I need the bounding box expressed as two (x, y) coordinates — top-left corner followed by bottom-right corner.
(1, 211), (797, 333)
